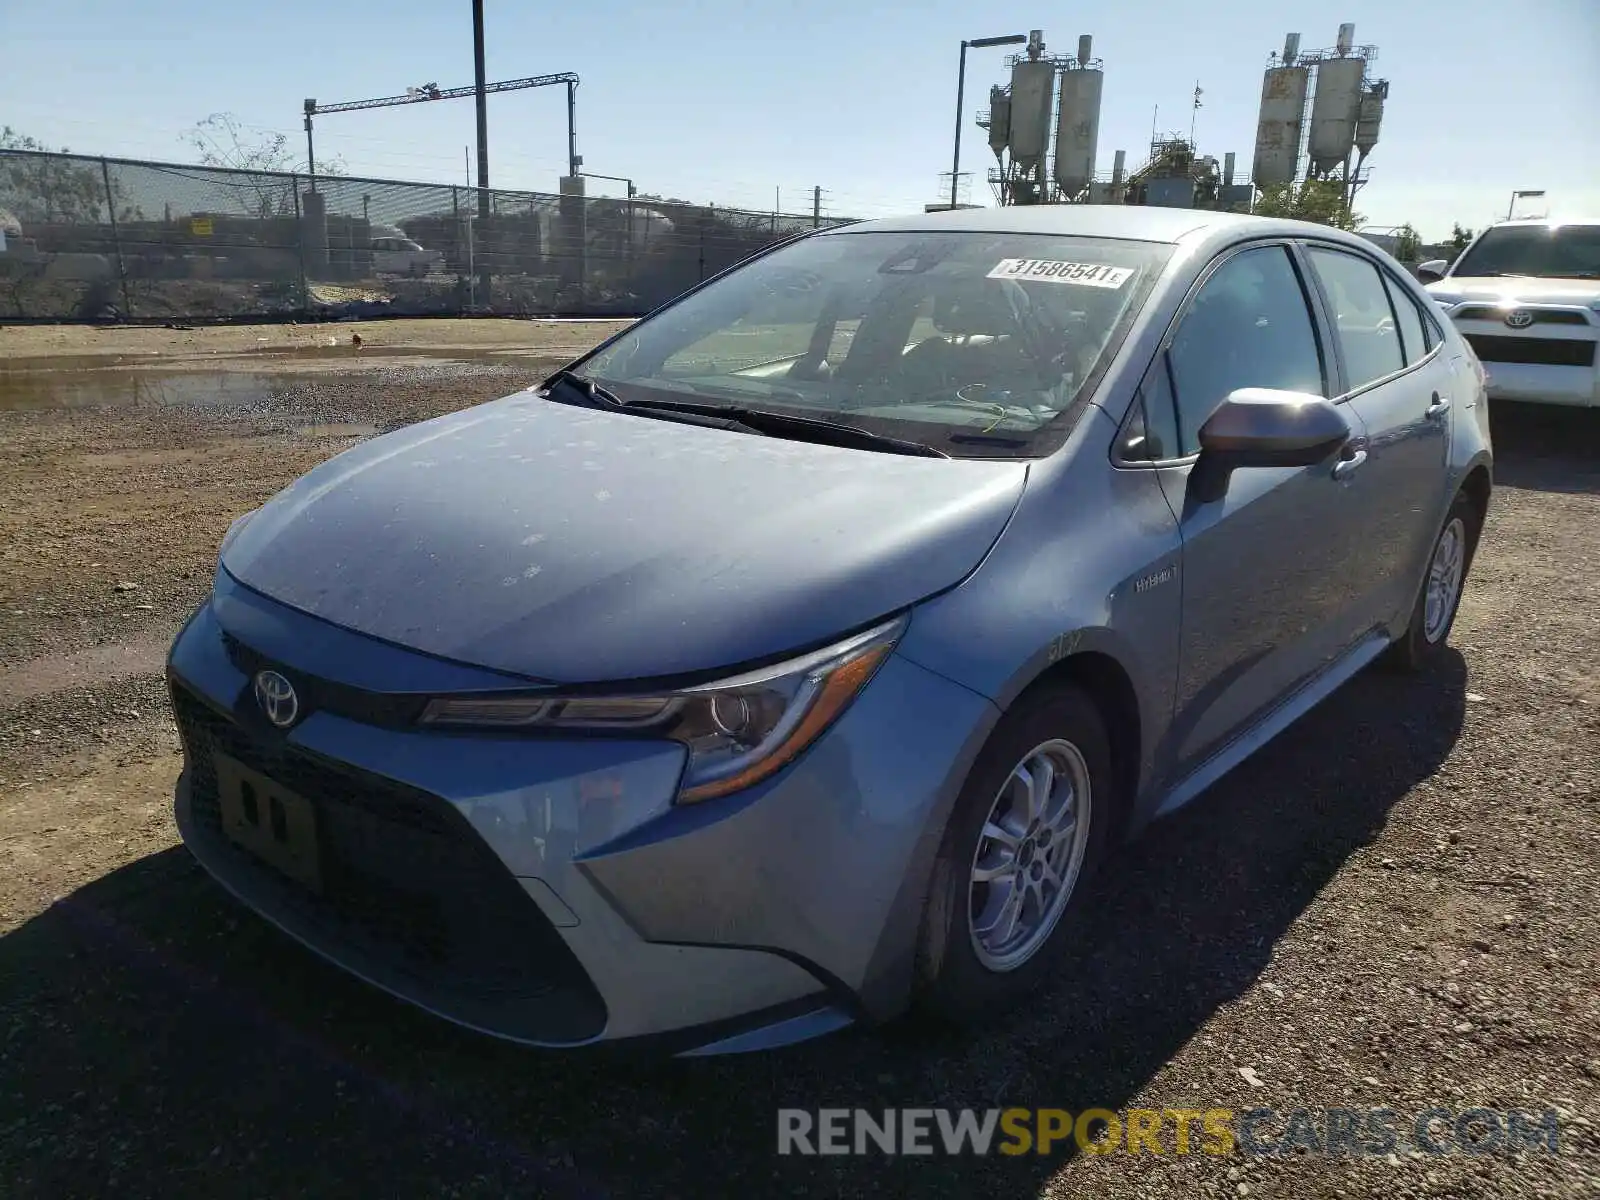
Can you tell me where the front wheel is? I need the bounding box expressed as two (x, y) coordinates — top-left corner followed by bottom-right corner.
(915, 683), (1113, 1022)
(1382, 492), (1481, 672)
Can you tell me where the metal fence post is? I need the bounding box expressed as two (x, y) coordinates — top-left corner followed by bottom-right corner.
(452, 187), (463, 313)
(292, 176), (308, 315)
(100, 157), (133, 319)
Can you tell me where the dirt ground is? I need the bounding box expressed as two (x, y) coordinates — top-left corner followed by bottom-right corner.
(0, 317), (631, 362)
(1, 323), (1597, 1199)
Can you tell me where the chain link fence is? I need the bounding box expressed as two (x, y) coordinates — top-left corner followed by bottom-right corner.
(0, 150), (857, 322)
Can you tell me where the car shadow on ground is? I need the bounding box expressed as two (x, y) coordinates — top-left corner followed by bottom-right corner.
(0, 652), (1467, 1199)
(1489, 403), (1600, 495)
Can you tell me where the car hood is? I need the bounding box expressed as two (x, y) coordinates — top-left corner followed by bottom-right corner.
(221, 391), (1029, 683)
(1429, 276), (1600, 306)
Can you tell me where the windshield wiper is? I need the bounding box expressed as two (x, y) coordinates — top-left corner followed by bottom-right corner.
(542, 371), (946, 457)
(541, 370), (745, 431)
(618, 397), (950, 458)
(947, 432), (1032, 449)
(542, 368), (630, 409)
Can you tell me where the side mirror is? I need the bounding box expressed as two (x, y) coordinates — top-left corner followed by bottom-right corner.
(1415, 259), (1448, 283)
(1190, 389), (1351, 502)
(1198, 388), (1351, 468)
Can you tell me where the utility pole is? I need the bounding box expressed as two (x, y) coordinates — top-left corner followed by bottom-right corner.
(302, 99), (317, 188)
(472, 0), (491, 303)
(813, 185), (822, 227)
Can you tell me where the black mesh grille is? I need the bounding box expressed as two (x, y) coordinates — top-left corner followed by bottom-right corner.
(1464, 334), (1597, 367)
(171, 679), (607, 1043)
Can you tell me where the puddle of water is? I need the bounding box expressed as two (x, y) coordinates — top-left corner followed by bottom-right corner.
(0, 369), (310, 412)
(0, 350), (549, 412)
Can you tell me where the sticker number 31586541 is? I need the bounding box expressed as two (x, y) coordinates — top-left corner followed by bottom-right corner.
(986, 259), (1134, 288)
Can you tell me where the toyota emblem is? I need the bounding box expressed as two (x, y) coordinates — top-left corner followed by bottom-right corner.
(1504, 309), (1534, 329)
(253, 670), (300, 728)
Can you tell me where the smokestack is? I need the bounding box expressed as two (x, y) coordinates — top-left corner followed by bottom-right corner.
(1336, 22), (1355, 55)
(1026, 29), (1045, 59)
(1112, 149), (1127, 185)
(1282, 32), (1300, 64)
(1077, 35), (1093, 66)
(1223, 151), (1236, 186)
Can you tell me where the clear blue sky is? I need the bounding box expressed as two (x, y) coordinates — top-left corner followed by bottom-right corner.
(4, 0), (1597, 239)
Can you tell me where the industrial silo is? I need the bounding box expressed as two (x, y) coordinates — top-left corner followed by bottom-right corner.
(987, 85), (1012, 158)
(1355, 81), (1387, 155)
(1008, 54), (1056, 174)
(1308, 54), (1367, 176)
(1251, 34), (1310, 188)
(1052, 35), (1103, 199)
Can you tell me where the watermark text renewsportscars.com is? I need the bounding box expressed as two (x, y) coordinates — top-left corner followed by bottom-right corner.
(777, 1107), (1565, 1157)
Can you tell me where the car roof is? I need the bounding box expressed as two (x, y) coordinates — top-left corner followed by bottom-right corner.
(822, 204), (1354, 247)
(1487, 217), (1600, 229)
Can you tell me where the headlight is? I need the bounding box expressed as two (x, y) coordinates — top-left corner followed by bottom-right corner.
(419, 615), (906, 803)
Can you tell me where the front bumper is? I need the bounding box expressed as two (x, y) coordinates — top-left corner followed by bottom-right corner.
(1452, 320), (1600, 408)
(1481, 362), (1600, 408)
(167, 574), (997, 1052)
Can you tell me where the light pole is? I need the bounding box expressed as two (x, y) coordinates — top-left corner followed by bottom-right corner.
(472, 0), (491, 303)
(580, 171), (638, 259)
(1506, 189), (1545, 220)
(952, 33), (1027, 210)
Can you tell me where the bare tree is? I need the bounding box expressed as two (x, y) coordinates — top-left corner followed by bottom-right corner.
(182, 113), (345, 218)
(186, 113), (352, 175)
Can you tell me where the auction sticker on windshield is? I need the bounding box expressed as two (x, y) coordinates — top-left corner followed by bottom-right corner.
(987, 259), (1133, 288)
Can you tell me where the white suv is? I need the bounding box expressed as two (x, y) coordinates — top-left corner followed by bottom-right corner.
(1420, 219), (1600, 409)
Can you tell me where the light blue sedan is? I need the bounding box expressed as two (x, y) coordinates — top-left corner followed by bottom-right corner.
(168, 205), (1492, 1055)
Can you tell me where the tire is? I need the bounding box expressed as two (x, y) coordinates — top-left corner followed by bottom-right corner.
(914, 682), (1114, 1022)
(1381, 491), (1482, 672)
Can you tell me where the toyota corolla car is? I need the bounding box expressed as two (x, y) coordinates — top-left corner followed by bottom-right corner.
(168, 206), (1491, 1056)
(1418, 218), (1600, 408)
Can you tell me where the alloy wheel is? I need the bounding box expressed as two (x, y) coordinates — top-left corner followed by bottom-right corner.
(967, 738), (1093, 973)
(1424, 516), (1467, 643)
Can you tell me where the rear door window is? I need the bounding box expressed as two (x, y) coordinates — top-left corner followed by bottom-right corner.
(1306, 247), (1406, 390)
(1382, 273), (1432, 366)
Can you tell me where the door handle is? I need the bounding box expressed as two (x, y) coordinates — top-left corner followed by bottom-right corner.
(1426, 392), (1451, 419)
(1332, 448), (1368, 480)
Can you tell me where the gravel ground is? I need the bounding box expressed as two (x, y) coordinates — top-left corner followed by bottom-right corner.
(0, 327), (1597, 1199)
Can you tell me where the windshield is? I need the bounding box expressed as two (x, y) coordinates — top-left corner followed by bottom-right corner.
(578, 229), (1172, 457)
(1452, 224), (1600, 279)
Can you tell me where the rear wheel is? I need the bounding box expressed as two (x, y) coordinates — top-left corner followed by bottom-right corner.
(915, 683), (1113, 1021)
(1382, 492), (1481, 672)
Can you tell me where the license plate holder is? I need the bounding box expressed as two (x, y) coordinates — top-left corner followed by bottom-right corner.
(214, 752), (323, 894)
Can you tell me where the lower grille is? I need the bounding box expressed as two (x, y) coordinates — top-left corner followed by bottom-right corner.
(171, 681), (607, 1043)
(1463, 334), (1597, 367)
